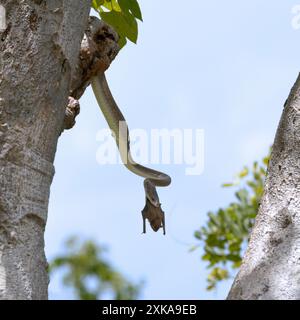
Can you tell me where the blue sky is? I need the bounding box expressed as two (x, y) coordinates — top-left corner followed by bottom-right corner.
(46, 1), (300, 299)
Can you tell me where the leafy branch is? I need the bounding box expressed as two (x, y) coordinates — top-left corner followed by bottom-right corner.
(49, 236), (142, 300)
(92, 0), (143, 48)
(194, 152), (270, 290)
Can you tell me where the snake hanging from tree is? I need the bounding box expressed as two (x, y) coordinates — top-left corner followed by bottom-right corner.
(69, 18), (171, 234)
(91, 73), (171, 235)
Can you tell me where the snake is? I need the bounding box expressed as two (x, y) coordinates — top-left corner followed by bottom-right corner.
(91, 72), (171, 234)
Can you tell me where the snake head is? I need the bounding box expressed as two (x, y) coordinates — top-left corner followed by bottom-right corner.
(144, 180), (160, 207)
(142, 198), (165, 235)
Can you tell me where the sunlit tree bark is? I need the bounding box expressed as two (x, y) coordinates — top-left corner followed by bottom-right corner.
(228, 74), (300, 300)
(0, 0), (90, 299)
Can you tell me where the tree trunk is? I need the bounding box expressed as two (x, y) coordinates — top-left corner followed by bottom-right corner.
(0, 0), (90, 299)
(228, 73), (300, 300)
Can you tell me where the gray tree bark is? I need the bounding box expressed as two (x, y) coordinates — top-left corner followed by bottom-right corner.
(0, 0), (90, 299)
(228, 74), (300, 300)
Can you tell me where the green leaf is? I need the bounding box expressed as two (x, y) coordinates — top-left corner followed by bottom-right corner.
(92, 0), (105, 10)
(103, 0), (121, 11)
(238, 167), (249, 178)
(226, 254), (241, 262)
(228, 241), (241, 253)
(202, 253), (211, 261)
(122, 10), (138, 42)
(232, 260), (242, 268)
(222, 182), (235, 188)
(194, 230), (202, 240)
(206, 284), (215, 291)
(118, 0), (143, 21)
(118, 35), (127, 49)
(263, 156), (270, 166)
(189, 245), (199, 252)
(100, 10), (138, 44)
